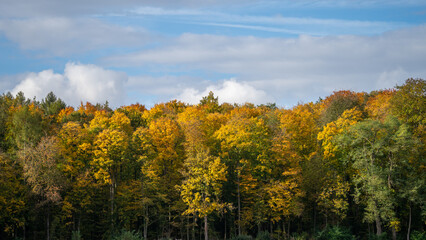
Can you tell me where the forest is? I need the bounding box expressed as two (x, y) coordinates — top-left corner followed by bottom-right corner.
(0, 78), (424, 240)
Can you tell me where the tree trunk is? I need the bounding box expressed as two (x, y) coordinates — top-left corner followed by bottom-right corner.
(392, 226), (397, 240)
(110, 182), (114, 229)
(192, 215), (196, 240)
(224, 215), (227, 240)
(110, 171), (117, 230)
(168, 206), (171, 239)
(47, 205), (50, 240)
(144, 207), (149, 240)
(187, 216), (190, 240)
(407, 205), (412, 240)
(288, 220), (291, 239)
(204, 215), (208, 240)
(78, 212), (81, 232)
(375, 216), (382, 236)
(237, 172), (241, 236)
(313, 203), (317, 233)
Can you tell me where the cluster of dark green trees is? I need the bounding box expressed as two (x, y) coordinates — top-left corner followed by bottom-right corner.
(0, 78), (424, 240)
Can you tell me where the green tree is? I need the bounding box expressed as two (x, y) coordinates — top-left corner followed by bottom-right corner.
(391, 78), (425, 128)
(200, 91), (221, 113)
(336, 117), (416, 239)
(0, 153), (26, 239)
(41, 92), (66, 117)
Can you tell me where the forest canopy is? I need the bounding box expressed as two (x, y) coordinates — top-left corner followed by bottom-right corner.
(0, 78), (424, 240)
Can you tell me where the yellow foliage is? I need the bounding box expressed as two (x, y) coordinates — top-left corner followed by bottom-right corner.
(365, 90), (394, 121)
(278, 102), (320, 158)
(179, 149), (229, 218)
(317, 176), (350, 219)
(318, 107), (363, 159)
(92, 129), (128, 184)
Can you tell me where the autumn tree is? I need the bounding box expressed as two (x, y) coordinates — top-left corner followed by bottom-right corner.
(320, 90), (364, 125)
(365, 90), (395, 121)
(90, 111), (131, 229)
(180, 148), (228, 240)
(21, 136), (65, 240)
(215, 106), (272, 235)
(315, 107), (363, 223)
(57, 121), (98, 236)
(136, 116), (185, 238)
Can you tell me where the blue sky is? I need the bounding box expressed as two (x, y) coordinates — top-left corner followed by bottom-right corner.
(1, 0), (425, 108)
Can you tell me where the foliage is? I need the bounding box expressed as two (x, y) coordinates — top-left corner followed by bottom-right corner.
(390, 78), (425, 127)
(316, 225), (356, 240)
(180, 148), (229, 218)
(255, 231), (271, 240)
(0, 81), (425, 240)
(290, 232), (309, 240)
(230, 235), (253, 240)
(113, 230), (143, 240)
(411, 231), (426, 240)
(21, 136), (65, 204)
(71, 230), (81, 240)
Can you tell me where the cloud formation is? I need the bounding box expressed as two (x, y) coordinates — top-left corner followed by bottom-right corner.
(177, 79), (270, 105)
(11, 63), (127, 108)
(0, 18), (148, 55)
(107, 25), (426, 106)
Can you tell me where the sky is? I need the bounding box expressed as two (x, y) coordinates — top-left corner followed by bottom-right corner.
(1, 0), (426, 108)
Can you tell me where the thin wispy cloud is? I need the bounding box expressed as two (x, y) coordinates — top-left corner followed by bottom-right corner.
(124, 7), (406, 36)
(197, 23), (306, 35)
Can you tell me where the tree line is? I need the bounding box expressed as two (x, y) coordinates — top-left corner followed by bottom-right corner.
(0, 78), (424, 240)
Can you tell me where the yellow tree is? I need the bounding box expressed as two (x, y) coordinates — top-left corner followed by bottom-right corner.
(365, 90), (395, 121)
(57, 121), (97, 233)
(90, 110), (131, 228)
(316, 107), (363, 221)
(178, 105), (229, 238)
(214, 106), (271, 235)
(116, 103), (147, 129)
(278, 102), (320, 159)
(127, 125), (166, 239)
(266, 107), (310, 238)
(138, 117), (184, 238)
(180, 148), (228, 240)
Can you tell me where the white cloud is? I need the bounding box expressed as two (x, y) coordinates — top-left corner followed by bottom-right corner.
(377, 67), (410, 89)
(0, 18), (148, 56)
(11, 63), (127, 108)
(177, 79), (270, 105)
(106, 25), (426, 106)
